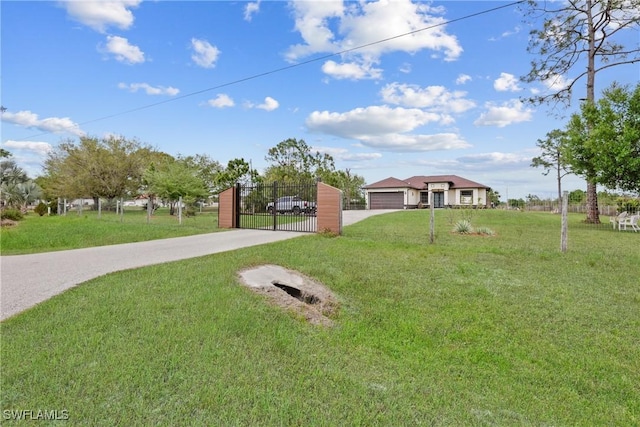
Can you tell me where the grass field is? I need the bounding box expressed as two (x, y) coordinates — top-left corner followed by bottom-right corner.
(1, 210), (639, 425)
(0, 208), (221, 255)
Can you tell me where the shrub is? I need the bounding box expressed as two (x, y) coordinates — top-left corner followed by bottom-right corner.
(34, 202), (48, 216)
(475, 226), (495, 236)
(1, 209), (24, 221)
(48, 201), (58, 215)
(453, 219), (473, 234)
(616, 197), (640, 214)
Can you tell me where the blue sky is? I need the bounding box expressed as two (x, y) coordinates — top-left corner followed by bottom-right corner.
(2, 1), (638, 200)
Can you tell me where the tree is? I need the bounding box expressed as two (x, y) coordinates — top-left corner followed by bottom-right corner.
(9, 181), (43, 211)
(487, 190), (501, 207)
(531, 129), (572, 203)
(585, 83), (639, 193)
(522, 0), (640, 223)
(526, 194), (541, 203)
(264, 138), (335, 183)
(143, 158), (209, 215)
(178, 154), (223, 197)
(215, 158), (262, 192)
(42, 136), (156, 206)
(321, 168), (366, 208)
(568, 189), (587, 204)
(0, 158), (42, 211)
(0, 159), (27, 186)
(565, 83), (640, 199)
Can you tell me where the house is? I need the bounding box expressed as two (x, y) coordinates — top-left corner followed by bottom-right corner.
(363, 175), (491, 209)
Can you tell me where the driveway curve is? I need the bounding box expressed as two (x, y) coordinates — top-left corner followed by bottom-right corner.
(0, 210), (395, 321)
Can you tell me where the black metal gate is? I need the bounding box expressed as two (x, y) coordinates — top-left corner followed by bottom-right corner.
(236, 181), (318, 232)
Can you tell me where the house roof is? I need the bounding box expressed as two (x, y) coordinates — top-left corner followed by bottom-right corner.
(362, 177), (413, 189)
(364, 175), (490, 190)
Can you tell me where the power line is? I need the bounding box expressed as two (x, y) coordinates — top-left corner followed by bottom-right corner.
(14, 0), (526, 141)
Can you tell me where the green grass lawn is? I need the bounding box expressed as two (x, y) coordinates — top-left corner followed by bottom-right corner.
(1, 210), (639, 425)
(0, 208), (222, 255)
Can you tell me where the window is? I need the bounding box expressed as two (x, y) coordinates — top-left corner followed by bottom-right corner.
(460, 190), (473, 205)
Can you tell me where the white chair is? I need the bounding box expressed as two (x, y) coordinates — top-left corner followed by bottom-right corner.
(619, 214), (639, 232)
(610, 212), (628, 230)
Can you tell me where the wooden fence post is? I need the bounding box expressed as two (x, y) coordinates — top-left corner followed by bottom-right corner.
(429, 192), (435, 244)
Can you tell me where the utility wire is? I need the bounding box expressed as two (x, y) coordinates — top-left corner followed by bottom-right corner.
(12, 0), (526, 141)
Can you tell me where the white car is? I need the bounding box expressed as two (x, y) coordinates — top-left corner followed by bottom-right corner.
(266, 196), (316, 215)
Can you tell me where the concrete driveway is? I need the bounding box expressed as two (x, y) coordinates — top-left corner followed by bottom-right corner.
(0, 210), (395, 321)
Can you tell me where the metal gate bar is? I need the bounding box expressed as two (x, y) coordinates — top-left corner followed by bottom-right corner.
(236, 181), (318, 233)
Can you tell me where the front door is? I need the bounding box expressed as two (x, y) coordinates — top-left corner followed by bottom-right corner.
(433, 191), (444, 208)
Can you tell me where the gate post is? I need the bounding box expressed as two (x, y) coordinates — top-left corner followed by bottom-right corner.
(317, 182), (343, 235)
(217, 186), (237, 229)
(235, 183), (241, 228)
(272, 181), (278, 231)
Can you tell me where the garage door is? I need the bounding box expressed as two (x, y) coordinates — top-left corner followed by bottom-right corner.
(369, 192), (404, 209)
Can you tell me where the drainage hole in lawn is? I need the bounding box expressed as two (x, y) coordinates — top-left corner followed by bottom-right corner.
(272, 282), (321, 305)
(238, 264), (339, 326)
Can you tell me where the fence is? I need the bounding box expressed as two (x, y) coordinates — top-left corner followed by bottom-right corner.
(235, 181), (319, 232)
(524, 199), (638, 231)
(218, 181), (343, 234)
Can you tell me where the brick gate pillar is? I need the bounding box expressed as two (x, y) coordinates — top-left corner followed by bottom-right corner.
(218, 186), (236, 229)
(316, 182), (342, 235)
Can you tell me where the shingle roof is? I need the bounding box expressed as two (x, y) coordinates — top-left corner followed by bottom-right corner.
(364, 175), (489, 190)
(405, 175), (490, 189)
(363, 177), (416, 189)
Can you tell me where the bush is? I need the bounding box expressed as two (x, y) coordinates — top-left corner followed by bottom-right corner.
(34, 202), (48, 216)
(616, 197), (640, 214)
(452, 219), (473, 234)
(1, 209), (24, 221)
(475, 226), (495, 236)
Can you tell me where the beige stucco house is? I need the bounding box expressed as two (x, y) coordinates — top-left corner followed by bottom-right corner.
(363, 175), (491, 209)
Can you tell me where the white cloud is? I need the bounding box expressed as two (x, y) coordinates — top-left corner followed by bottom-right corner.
(322, 60), (382, 80)
(399, 63), (412, 74)
(457, 152), (531, 167)
(314, 146), (382, 161)
(207, 94), (235, 108)
(62, 0), (141, 33)
(494, 72), (521, 92)
(190, 38), (220, 68)
(0, 140), (53, 178)
(1, 110), (85, 136)
(286, 0), (462, 79)
(306, 105), (470, 152)
(2, 140), (53, 156)
(244, 1), (260, 21)
(456, 74), (471, 85)
(380, 82), (475, 114)
(307, 105), (441, 137)
(103, 35), (145, 64)
(489, 26), (521, 41)
(474, 100), (533, 128)
(285, 1), (345, 60)
(359, 133), (470, 152)
(409, 151), (532, 175)
(256, 97), (279, 111)
(542, 73), (570, 92)
(118, 82), (179, 96)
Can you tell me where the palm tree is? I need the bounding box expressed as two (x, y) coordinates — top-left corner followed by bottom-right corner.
(0, 159), (27, 185)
